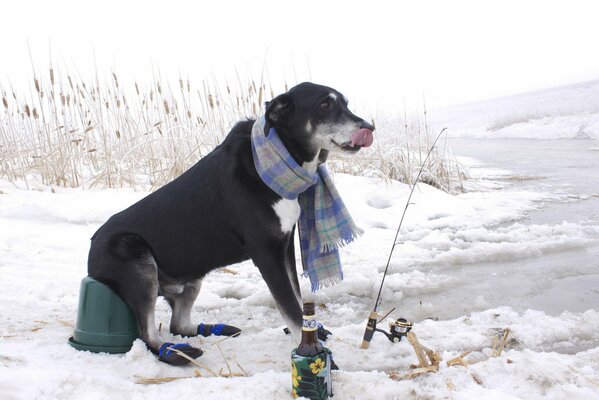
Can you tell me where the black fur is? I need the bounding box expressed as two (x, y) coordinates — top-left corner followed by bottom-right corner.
(87, 82), (374, 364)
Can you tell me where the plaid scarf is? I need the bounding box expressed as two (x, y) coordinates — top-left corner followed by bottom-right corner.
(251, 117), (362, 291)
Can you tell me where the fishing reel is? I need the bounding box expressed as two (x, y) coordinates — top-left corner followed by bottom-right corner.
(361, 312), (413, 348)
(387, 318), (413, 342)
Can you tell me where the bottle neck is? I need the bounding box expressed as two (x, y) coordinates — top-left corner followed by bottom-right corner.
(301, 314), (318, 342)
(302, 314), (318, 330)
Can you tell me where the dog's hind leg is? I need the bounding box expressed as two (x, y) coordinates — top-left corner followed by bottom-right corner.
(88, 233), (202, 365)
(164, 279), (202, 337)
(164, 279), (242, 338)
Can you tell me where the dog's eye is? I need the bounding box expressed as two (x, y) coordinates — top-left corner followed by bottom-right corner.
(320, 100), (331, 110)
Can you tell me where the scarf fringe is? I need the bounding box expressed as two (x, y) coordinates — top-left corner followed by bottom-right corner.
(304, 274), (344, 292)
(319, 229), (363, 254)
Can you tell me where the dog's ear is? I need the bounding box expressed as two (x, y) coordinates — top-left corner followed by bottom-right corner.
(265, 94), (293, 125)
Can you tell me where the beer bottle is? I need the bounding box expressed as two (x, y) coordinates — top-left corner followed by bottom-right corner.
(296, 302), (323, 356)
(291, 302), (332, 399)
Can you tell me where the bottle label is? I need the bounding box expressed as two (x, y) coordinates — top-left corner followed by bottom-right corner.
(302, 315), (318, 331)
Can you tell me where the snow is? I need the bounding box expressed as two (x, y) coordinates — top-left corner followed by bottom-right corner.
(429, 80), (599, 140)
(2, 81), (599, 399)
(2, 164), (599, 399)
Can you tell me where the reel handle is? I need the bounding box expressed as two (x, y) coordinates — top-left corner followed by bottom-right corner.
(360, 311), (379, 349)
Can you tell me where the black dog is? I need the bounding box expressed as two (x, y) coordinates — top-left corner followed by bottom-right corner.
(88, 82), (374, 365)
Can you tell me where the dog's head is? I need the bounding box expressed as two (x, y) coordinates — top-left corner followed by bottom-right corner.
(265, 82), (374, 164)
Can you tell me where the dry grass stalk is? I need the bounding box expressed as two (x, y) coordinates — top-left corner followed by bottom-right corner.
(471, 372), (483, 385)
(166, 344), (247, 379)
(388, 331), (443, 380)
(387, 370), (402, 381)
(406, 365), (439, 379)
(135, 375), (192, 385)
(389, 365), (440, 381)
(1, 63), (467, 192)
(446, 378), (456, 390)
(407, 331), (441, 369)
(423, 347), (442, 366)
(135, 365), (247, 385)
(219, 267), (239, 275)
(377, 307), (396, 322)
(233, 357), (249, 377)
(58, 319), (74, 328)
(166, 346), (218, 377)
(497, 328), (510, 356)
(407, 332), (430, 368)
(216, 343), (233, 377)
(220, 372), (246, 378)
(492, 328), (511, 357)
(446, 350), (472, 367)
(209, 331), (241, 347)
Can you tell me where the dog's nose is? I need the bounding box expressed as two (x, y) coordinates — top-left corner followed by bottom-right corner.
(360, 120), (375, 131)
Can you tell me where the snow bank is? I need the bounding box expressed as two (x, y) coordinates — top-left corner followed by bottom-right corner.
(428, 80), (599, 140)
(1, 169), (598, 399)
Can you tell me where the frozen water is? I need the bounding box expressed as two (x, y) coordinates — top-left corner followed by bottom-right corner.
(420, 138), (599, 319)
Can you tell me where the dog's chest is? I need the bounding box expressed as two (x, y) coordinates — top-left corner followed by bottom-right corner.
(272, 198), (301, 233)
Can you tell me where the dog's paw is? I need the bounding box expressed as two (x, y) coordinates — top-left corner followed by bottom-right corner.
(158, 342), (203, 365)
(330, 356), (339, 370)
(317, 323), (332, 341)
(197, 323), (241, 337)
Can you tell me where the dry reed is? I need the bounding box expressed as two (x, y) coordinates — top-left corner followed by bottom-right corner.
(0, 64), (467, 192)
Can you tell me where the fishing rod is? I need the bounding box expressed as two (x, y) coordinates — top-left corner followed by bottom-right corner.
(360, 127), (448, 349)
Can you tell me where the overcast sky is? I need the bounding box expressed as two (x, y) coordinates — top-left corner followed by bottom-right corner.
(2, 0), (599, 110)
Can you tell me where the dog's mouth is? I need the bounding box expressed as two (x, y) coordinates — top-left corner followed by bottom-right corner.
(333, 140), (362, 152)
(332, 128), (374, 152)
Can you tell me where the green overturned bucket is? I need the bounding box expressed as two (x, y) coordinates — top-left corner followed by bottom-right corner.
(68, 276), (139, 354)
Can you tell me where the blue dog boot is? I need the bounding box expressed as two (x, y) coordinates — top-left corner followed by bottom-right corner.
(197, 323), (241, 337)
(317, 323), (332, 342)
(158, 342), (203, 365)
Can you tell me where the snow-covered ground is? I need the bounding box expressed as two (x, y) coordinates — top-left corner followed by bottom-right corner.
(2, 81), (599, 399)
(429, 79), (599, 141)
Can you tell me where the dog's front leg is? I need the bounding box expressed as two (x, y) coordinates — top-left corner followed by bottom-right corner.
(249, 235), (303, 333)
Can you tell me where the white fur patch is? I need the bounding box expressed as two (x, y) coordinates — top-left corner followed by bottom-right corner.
(329, 93), (337, 101)
(306, 120), (312, 133)
(272, 198), (301, 233)
(302, 152), (320, 175)
(311, 121), (362, 152)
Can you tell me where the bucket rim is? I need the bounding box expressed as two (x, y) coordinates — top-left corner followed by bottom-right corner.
(68, 336), (134, 354)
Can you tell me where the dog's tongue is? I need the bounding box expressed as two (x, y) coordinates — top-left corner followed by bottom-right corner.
(350, 129), (374, 148)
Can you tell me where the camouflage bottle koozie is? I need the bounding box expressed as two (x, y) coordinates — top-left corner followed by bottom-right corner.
(291, 347), (333, 399)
